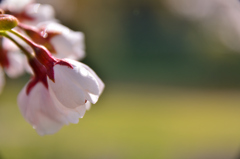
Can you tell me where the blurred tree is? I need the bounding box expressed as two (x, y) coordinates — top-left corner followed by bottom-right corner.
(38, 0), (240, 89)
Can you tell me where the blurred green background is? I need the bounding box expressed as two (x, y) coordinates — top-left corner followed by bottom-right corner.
(1, 0), (240, 158)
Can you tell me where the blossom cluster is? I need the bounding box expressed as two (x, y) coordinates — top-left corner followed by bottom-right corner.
(0, 0), (104, 135)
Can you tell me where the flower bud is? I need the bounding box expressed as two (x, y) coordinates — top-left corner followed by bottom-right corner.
(0, 14), (18, 31)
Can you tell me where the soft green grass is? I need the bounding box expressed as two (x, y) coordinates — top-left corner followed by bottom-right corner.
(1, 81), (240, 159)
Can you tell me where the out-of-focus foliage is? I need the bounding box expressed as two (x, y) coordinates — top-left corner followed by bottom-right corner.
(1, 79), (240, 159)
(38, 0), (240, 89)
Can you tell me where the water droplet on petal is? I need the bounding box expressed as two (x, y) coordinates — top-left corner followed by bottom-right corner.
(41, 31), (48, 38)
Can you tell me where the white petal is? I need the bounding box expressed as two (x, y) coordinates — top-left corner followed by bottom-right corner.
(75, 105), (86, 118)
(48, 85), (83, 124)
(48, 60), (100, 108)
(65, 59), (105, 95)
(63, 59), (100, 95)
(0, 0), (33, 13)
(38, 22), (69, 33)
(18, 83), (62, 135)
(84, 92), (99, 104)
(48, 70), (87, 108)
(3, 38), (19, 51)
(85, 101), (91, 110)
(37, 22), (85, 60)
(17, 82), (85, 135)
(5, 51), (25, 78)
(24, 3), (56, 25)
(80, 62), (105, 95)
(3, 35), (33, 76)
(48, 59), (104, 109)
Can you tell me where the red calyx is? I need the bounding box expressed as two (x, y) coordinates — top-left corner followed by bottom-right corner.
(32, 44), (57, 82)
(0, 47), (10, 69)
(26, 54), (74, 95)
(55, 59), (73, 69)
(18, 23), (60, 53)
(32, 44), (73, 82)
(27, 58), (48, 95)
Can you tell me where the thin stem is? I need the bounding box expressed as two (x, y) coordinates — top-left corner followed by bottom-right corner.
(0, 32), (34, 59)
(9, 29), (38, 50)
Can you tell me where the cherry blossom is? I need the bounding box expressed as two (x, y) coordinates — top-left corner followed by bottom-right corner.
(37, 22), (85, 60)
(0, 38), (25, 93)
(19, 22), (85, 60)
(17, 56), (104, 135)
(47, 59), (104, 109)
(0, 1), (105, 136)
(2, 38), (25, 77)
(18, 82), (88, 135)
(0, 0), (56, 25)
